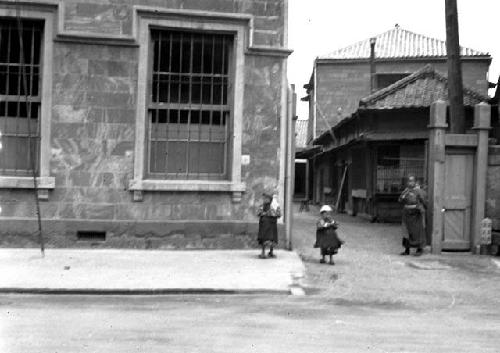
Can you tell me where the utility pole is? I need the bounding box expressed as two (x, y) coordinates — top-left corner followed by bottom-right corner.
(445, 0), (465, 133)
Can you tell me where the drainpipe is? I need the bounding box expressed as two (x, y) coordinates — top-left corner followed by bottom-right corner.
(285, 84), (297, 250)
(370, 37), (377, 93)
(313, 59), (317, 139)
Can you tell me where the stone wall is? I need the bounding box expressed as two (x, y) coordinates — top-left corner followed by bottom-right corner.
(63, 0), (285, 46)
(486, 145), (500, 231)
(0, 0), (289, 249)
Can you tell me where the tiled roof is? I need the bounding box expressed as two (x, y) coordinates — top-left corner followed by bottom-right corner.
(318, 26), (489, 60)
(295, 119), (309, 148)
(359, 65), (489, 109)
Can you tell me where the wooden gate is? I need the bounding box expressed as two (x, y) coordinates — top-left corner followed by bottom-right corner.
(442, 149), (474, 250)
(428, 101), (491, 254)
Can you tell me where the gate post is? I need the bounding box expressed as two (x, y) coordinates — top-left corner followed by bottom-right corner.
(471, 102), (491, 253)
(428, 100), (448, 254)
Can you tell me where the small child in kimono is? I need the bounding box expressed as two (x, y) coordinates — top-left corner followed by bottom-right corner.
(314, 205), (344, 265)
(257, 192), (281, 259)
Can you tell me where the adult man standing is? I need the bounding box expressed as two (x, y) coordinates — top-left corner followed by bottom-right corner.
(399, 176), (427, 256)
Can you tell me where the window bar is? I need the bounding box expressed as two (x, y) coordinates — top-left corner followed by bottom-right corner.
(165, 32), (173, 177)
(147, 36), (153, 176)
(3, 22), (12, 173)
(28, 22), (36, 173)
(154, 31), (162, 175)
(198, 35), (204, 179)
(0, 23), (6, 173)
(209, 35), (215, 177)
(221, 36), (226, 177)
(176, 33), (183, 179)
(185, 33), (194, 177)
(150, 34), (156, 175)
(15, 23), (23, 174)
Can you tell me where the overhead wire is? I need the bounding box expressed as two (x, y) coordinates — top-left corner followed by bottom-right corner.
(14, 1), (44, 256)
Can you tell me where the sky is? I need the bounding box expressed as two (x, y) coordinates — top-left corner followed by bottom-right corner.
(288, 0), (500, 119)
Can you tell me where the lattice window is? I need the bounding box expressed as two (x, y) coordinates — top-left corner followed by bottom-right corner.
(0, 18), (42, 176)
(375, 145), (425, 193)
(148, 29), (232, 180)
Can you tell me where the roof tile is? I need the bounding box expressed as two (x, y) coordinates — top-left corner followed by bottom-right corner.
(359, 65), (489, 109)
(319, 26), (489, 60)
(295, 119), (309, 148)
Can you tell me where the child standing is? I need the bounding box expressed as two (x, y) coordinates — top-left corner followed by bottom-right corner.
(314, 205), (343, 265)
(257, 192), (281, 259)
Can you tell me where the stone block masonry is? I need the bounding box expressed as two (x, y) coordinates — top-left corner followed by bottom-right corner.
(62, 0), (285, 47)
(0, 0), (291, 249)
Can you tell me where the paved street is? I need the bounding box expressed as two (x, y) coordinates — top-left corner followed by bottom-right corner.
(1, 208), (500, 352)
(1, 293), (499, 353)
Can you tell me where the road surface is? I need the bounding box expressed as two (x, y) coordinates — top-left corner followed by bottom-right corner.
(1, 294), (499, 353)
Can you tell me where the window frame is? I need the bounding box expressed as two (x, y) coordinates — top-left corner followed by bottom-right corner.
(146, 29), (233, 180)
(0, 9), (55, 191)
(129, 14), (246, 201)
(0, 18), (43, 177)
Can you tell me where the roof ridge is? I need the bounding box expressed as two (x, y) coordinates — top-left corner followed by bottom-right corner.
(318, 26), (489, 60)
(360, 65), (435, 105)
(359, 65), (489, 108)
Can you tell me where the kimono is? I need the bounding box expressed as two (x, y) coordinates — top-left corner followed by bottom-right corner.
(399, 186), (426, 248)
(314, 217), (343, 256)
(257, 204), (281, 246)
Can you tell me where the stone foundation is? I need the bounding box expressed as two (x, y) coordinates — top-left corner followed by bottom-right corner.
(0, 219), (286, 249)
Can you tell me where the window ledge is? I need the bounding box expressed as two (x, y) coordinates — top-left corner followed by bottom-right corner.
(128, 179), (246, 202)
(0, 176), (55, 189)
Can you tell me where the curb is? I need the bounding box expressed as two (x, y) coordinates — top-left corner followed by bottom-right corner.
(0, 288), (293, 296)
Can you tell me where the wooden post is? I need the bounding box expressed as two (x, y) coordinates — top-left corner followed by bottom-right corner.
(445, 0), (465, 133)
(428, 100), (448, 254)
(471, 102), (491, 253)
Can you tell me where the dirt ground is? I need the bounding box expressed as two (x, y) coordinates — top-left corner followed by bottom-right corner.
(292, 206), (500, 311)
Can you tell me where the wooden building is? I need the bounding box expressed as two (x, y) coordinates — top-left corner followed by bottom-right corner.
(303, 25), (491, 143)
(311, 65), (491, 222)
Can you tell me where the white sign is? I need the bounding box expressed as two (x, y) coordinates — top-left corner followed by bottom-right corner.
(241, 155), (250, 166)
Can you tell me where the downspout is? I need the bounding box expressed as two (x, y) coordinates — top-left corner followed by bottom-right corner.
(313, 59), (317, 139)
(283, 0), (293, 250)
(370, 37), (376, 93)
(285, 84), (297, 250)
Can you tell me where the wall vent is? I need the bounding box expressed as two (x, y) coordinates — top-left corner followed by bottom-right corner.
(77, 231), (106, 241)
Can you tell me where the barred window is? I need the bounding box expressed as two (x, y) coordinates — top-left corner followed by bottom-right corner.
(375, 145), (425, 193)
(148, 29), (232, 180)
(0, 19), (42, 176)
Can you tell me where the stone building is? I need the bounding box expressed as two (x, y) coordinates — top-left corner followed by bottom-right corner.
(0, 0), (294, 248)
